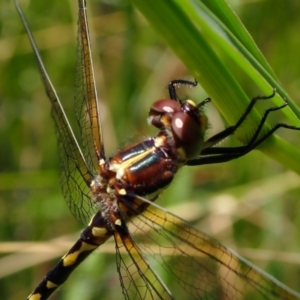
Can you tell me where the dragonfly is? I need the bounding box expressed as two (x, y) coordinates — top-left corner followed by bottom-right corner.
(15, 0), (300, 299)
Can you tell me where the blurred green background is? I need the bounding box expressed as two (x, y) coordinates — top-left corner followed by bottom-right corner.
(1, 0), (300, 299)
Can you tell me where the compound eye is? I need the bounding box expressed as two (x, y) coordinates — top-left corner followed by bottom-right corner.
(150, 99), (181, 115)
(172, 112), (203, 159)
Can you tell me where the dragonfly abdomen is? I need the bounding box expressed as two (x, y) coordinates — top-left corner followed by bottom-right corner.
(27, 211), (114, 300)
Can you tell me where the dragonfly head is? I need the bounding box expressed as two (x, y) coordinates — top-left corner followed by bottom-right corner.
(148, 98), (209, 160)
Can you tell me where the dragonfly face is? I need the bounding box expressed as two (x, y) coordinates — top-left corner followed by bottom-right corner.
(14, 0), (300, 299)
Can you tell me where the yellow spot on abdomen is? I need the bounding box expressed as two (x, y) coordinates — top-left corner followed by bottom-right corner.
(115, 219), (122, 226)
(92, 226), (107, 237)
(62, 242), (97, 267)
(46, 280), (58, 289)
(28, 294), (42, 300)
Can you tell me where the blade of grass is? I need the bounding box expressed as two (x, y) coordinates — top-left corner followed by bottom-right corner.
(201, 0), (276, 76)
(189, 0), (300, 121)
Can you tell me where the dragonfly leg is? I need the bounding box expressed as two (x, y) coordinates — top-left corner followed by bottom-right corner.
(187, 90), (300, 166)
(168, 79), (198, 101)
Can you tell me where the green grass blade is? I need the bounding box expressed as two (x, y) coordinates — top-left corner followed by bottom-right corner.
(200, 0), (276, 76)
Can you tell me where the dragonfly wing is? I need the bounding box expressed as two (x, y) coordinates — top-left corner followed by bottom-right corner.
(114, 224), (174, 300)
(126, 205), (300, 300)
(59, 141), (95, 224)
(75, 0), (105, 172)
(15, 0), (96, 225)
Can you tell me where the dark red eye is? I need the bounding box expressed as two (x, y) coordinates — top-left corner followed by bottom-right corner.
(172, 112), (204, 159)
(150, 99), (181, 114)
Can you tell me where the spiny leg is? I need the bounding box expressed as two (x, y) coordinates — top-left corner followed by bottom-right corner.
(168, 79), (198, 101)
(202, 89), (277, 149)
(187, 90), (300, 165)
(201, 102), (288, 156)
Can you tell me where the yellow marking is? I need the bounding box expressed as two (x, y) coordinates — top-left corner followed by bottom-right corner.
(28, 294), (42, 300)
(115, 219), (122, 226)
(111, 148), (154, 180)
(118, 188), (126, 195)
(154, 136), (164, 148)
(199, 111), (208, 132)
(109, 161), (121, 172)
(176, 146), (187, 161)
(186, 99), (196, 107)
(161, 114), (171, 126)
(92, 226), (107, 237)
(90, 180), (95, 187)
(106, 185), (113, 194)
(46, 280), (58, 289)
(62, 242), (97, 267)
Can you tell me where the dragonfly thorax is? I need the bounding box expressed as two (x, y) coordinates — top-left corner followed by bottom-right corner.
(102, 137), (177, 199)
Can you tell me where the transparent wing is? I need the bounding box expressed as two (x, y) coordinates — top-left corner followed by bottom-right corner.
(75, 0), (105, 173)
(59, 140), (95, 225)
(15, 0), (96, 225)
(114, 224), (174, 300)
(125, 204), (300, 300)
